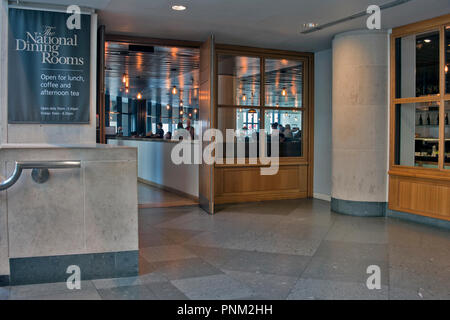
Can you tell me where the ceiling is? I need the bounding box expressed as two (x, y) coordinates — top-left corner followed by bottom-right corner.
(23, 0), (450, 52)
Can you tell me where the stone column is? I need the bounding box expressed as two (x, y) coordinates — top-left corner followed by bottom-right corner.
(331, 30), (389, 217)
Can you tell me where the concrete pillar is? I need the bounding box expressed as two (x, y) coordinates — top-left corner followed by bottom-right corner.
(331, 30), (389, 217)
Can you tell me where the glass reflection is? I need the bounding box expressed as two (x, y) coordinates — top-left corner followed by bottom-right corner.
(395, 102), (440, 168)
(395, 30), (440, 98)
(218, 55), (261, 106)
(265, 59), (303, 108)
(265, 110), (303, 157)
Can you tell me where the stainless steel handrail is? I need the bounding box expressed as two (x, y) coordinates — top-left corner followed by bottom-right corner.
(0, 161), (81, 191)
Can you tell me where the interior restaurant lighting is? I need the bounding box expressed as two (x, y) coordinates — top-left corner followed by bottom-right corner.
(248, 109), (257, 114)
(171, 5), (186, 11)
(180, 100), (184, 107)
(445, 65), (449, 73)
(137, 92), (142, 100)
(166, 104), (171, 110)
(122, 73), (127, 84)
(281, 88), (287, 96)
(180, 110), (184, 115)
(242, 94), (247, 102)
(172, 86), (178, 95)
(193, 109), (197, 114)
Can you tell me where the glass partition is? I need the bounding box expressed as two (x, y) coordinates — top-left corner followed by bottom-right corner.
(218, 55), (261, 107)
(265, 109), (303, 157)
(446, 101), (450, 169)
(395, 30), (440, 98)
(265, 59), (303, 108)
(395, 102), (440, 168)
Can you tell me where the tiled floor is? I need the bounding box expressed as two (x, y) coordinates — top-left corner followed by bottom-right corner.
(1, 199), (450, 300)
(138, 183), (198, 208)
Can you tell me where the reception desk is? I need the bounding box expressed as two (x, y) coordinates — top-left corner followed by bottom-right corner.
(108, 137), (199, 199)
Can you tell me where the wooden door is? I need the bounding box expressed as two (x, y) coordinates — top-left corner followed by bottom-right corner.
(198, 36), (215, 214)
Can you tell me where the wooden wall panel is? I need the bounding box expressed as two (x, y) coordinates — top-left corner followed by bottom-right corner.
(389, 174), (450, 221)
(215, 164), (308, 204)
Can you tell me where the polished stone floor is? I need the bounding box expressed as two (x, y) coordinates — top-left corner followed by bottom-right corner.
(138, 183), (198, 208)
(1, 199), (449, 300)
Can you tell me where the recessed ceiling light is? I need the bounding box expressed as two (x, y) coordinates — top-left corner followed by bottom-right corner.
(424, 39), (431, 43)
(172, 5), (186, 11)
(303, 23), (318, 29)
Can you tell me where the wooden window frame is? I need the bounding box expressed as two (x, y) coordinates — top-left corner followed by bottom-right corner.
(389, 14), (450, 179)
(215, 45), (313, 165)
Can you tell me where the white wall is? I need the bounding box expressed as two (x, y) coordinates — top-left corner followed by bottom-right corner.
(108, 139), (199, 198)
(313, 49), (332, 201)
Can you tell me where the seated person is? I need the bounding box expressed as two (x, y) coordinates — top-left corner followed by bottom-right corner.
(185, 119), (195, 140)
(164, 132), (172, 140)
(146, 122), (164, 139)
(284, 124), (293, 139)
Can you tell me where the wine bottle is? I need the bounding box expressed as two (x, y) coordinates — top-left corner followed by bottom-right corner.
(446, 113), (449, 125)
(427, 114), (431, 125)
(437, 114), (440, 125)
(419, 114), (423, 126)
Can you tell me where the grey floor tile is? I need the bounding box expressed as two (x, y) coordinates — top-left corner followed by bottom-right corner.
(150, 257), (223, 280)
(287, 278), (388, 300)
(0, 287), (10, 300)
(138, 272), (169, 284)
(389, 265), (450, 299)
(182, 245), (242, 268)
(16, 289), (102, 300)
(9, 281), (95, 300)
(222, 250), (311, 277)
(245, 234), (322, 256)
(98, 284), (157, 300)
(93, 276), (142, 290)
(325, 216), (388, 244)
(302, 256), (389, 286)
(146, 281), (189, 300)
(389, 245), (450, 268)
(315, 240), (388, 262)
(140, 245), (197, 263)
(225, 270), (298, 300)
(389, 286), (448, 300)
(172, 274), (253, 300)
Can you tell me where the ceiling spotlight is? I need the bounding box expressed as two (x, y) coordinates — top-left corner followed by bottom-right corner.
(137, 92), (142, 100)
(303, 22), (318, 29)
(172, 86), (178, 95)
(242, 94), (247, 102)
(424, 39), (431, 43)
(172, 5), (186, 11)
(166, 104), (171, 110)
(445, 65), (449, 73)
(194, 109), (197, 114)
(281, 88), (287, 96)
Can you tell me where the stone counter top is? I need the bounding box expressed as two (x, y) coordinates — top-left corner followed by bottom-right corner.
(0, 143), (136, 150)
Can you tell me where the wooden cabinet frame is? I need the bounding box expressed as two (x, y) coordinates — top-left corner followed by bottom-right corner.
(389, 14), (450, 221)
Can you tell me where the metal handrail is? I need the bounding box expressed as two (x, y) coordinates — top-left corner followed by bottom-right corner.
(0, 161), (81, 191)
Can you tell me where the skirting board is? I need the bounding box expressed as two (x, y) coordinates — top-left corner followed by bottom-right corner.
(9, 250), (138, 286)
(313, 193), (331, 202)
(138, 178), (199, 202)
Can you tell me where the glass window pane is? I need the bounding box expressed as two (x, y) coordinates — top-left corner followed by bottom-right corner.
(395, 102), (440, 168)
(446, 26), (450, 94)
(217, 107), (260, 159)
(218, 55), (260, 106)
(395, 31), (440, 98)
(265, 59), (303, 108)
(264, 109), (303, 157)
(445, 101), (450, 169)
